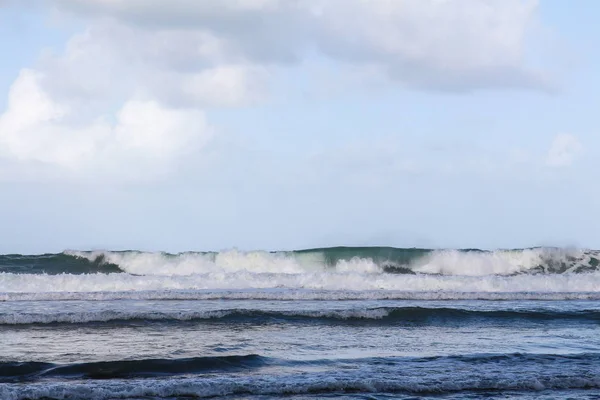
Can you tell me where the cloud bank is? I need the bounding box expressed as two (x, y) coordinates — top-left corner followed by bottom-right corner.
(0, 0), (552, 181)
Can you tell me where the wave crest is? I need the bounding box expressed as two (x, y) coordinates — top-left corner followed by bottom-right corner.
(61, 247), (600, 277)
(0, 247), (598, 282)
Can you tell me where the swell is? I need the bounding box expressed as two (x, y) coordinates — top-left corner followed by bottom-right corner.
(2, 307), (600, 326)
(2, 246), (599, 276)
(0, 354), (265, 382)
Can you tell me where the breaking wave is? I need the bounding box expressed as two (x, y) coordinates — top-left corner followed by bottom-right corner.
(1, 246), (599, 276)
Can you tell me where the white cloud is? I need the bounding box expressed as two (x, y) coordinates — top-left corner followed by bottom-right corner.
(546, 134), (583, 167)
(53, 0), (547, 91)
(160, 65), (269, 108)
(0, 70), (211, 180)
(314, 0), (546, 91)
(38, 22), (266, 109)
(0, 17), (258, 180)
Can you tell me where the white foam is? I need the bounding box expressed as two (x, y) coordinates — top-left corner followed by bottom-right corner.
(66, 249), (357, 275)
(3, 290), (600, 302)
(410, 248), (591, 276)
(335, 257), (381, 273)
(1, 270), (599, 300)
(410, 249), (541, 275)
(0, 308), (392, 325)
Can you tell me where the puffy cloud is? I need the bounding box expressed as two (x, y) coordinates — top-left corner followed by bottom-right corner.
(53, 0), (547, 91)
(38, 22), (267, 108)
(0, 16), (258, 180)
(546, 134), (583, 167)
(314, 0), (546, 91)
(0, 70), (211, 180)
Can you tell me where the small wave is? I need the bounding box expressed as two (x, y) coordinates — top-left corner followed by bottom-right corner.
(2, 307), (600, 326)
(0, 354), (265, 383)
(0, 353), (599, 398)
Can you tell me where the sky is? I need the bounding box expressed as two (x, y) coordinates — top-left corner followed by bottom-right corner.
(0, 0), (599, 253)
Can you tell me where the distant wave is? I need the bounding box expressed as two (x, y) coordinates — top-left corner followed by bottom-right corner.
(0, 253), (122, 275)
(2, 307), (600, 326)
(1, 246), (599, 276)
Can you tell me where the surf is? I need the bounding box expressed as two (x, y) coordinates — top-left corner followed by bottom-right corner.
(1, 246), (599, 276)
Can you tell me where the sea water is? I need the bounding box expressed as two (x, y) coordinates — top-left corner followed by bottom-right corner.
(1, 247), (599, 399)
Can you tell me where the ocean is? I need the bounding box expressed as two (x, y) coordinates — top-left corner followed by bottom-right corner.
(1, 246), (599, 399)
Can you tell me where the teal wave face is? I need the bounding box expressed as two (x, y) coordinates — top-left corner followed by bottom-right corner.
(295, 246), (429, 271)
(0, 253), (122, 275)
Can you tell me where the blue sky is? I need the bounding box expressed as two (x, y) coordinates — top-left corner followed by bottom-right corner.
(0, 0), (598, 253)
